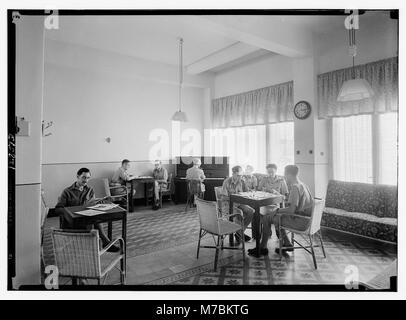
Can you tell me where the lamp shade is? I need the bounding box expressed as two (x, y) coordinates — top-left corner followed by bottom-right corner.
(171, 110), (188, 122)
(337, 78), (375, 102)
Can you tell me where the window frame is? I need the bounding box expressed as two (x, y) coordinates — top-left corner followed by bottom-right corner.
(330, 112), (398, 185)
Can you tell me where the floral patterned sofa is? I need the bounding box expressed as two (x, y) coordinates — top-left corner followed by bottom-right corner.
(321, 180), (397, 243)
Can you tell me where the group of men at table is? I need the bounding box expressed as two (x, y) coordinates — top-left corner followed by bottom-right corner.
(54, 158), (313, 256)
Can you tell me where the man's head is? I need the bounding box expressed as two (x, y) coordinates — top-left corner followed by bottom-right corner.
(266, 163), (278, 177)
(284, 165), (299, 184)
(231, 165), (243, 178)
(245, 165), (254, 175)
(193, 158), (201, 167)
(154, 160), (162, 169)
(122, 159), (130, 171)
(76, 168), (91, 187)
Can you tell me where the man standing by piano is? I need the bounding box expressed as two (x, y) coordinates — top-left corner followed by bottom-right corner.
(186, 158), (206, 193)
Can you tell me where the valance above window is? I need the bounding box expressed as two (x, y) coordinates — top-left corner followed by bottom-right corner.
(211, 81), (294, 128)
(318, 57), (398, 118)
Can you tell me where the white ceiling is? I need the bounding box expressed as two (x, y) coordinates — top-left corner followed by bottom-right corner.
(45, 15), (239, 66)
(45, 11), (393, 74)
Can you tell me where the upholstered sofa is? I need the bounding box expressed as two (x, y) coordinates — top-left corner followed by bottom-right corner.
(321, 180), (397, 243)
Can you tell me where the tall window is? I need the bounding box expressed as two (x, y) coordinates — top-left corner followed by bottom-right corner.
(378, 113), (398, 185)
(268, 122), (294, 171)
(333, 115), (373, 183)
(206, 123), (294, 174)
(332, 113), (397, 185)
(206, 125), (266, 173)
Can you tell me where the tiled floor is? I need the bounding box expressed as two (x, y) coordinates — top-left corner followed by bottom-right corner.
(44, 203), (397, 287)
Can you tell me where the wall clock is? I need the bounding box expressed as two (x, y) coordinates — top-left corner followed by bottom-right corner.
(294, 100), (312, 120)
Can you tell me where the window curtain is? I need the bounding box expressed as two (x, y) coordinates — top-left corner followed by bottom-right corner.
(211, 81), (294, 128)
(318, 57), (398, 118)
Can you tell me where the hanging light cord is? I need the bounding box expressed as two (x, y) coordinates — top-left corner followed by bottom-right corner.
(178, 38), (183, 112)
(348, 24), (356, 79)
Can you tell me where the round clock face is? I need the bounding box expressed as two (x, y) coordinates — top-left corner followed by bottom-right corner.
(294, 101), (311, 119)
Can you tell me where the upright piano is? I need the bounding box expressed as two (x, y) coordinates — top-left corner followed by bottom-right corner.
(174, 156), (229, 203)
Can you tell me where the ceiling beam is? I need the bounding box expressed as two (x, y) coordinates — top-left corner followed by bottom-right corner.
(186, 42), (259, 75)
(188, 16), (314, 58)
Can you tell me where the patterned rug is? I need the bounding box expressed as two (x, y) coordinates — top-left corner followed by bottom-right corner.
(146, 231), (397, 286)
(43, 205), (200, 266)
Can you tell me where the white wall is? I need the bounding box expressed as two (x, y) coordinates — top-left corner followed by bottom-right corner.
(14, 15), (44, 287)
(317, 14), (398, 74)
(213, 54), (293, 98)
(42, 40), (213, 205)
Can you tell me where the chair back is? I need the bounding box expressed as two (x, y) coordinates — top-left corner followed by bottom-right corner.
(214, 186), (223, 214)
(88, 178), (111, 198)
(166, 173), (173, 192)
(40, 190), (49, 231)
(196, 198), (220, 235)
(51, 229), (101, 278)
(308, 198), (325, 235)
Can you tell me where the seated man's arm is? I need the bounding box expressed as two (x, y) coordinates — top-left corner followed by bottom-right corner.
(278, 186), (299, 215)
(257, 179), (264, 191)
(242, 180), (248, 192)
(54, 190), (68, 215)
(281, 179), (289, 199)
(85, 189), (102, 206)
(253, 176), (258, 190)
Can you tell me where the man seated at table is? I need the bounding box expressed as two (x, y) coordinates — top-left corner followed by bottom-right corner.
(186, 158), (206, 197)
(243, 165), (258, 191)
(221, 165), (254, 243)
(111, 159), (135, 200)
(152, 160), (168, 210)
(272, 165), (314, 254)
(55, 167), (119, 252)
(248, 163), (289, 256)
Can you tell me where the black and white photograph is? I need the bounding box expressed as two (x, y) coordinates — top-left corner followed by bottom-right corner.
(2, 1), (403, 301)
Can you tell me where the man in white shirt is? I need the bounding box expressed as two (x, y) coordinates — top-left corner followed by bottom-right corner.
(272, 165), (314, 254)
(110, 159), (135, 198)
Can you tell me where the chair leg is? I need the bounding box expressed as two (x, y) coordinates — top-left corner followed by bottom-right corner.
(318, 230), (326, 258)
(185, 195), (190, 212)
(241, 231), (246, 260)
(278, 225), (283, 261)
(214, 235), (221, 271)
(309, 235), (318, 269)
(197, 229), (202, 259)
(97, 279), (101, 285)
(120, 271), (125, 285)
(120, 254), (126, 285)
(221, 235), (224, 250)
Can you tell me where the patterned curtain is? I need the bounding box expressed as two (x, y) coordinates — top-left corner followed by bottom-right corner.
(211, 81), (294, 128)
(318, 57), (398, 118)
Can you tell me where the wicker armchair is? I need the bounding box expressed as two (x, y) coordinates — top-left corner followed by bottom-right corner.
(88, 178), (129, 209)
(51, 229), (125, 285)
(276, 198), (327, 269)
(195, 198), (245, 271)
(40, 190), (49, 267)
(159, 173), (173, 208)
